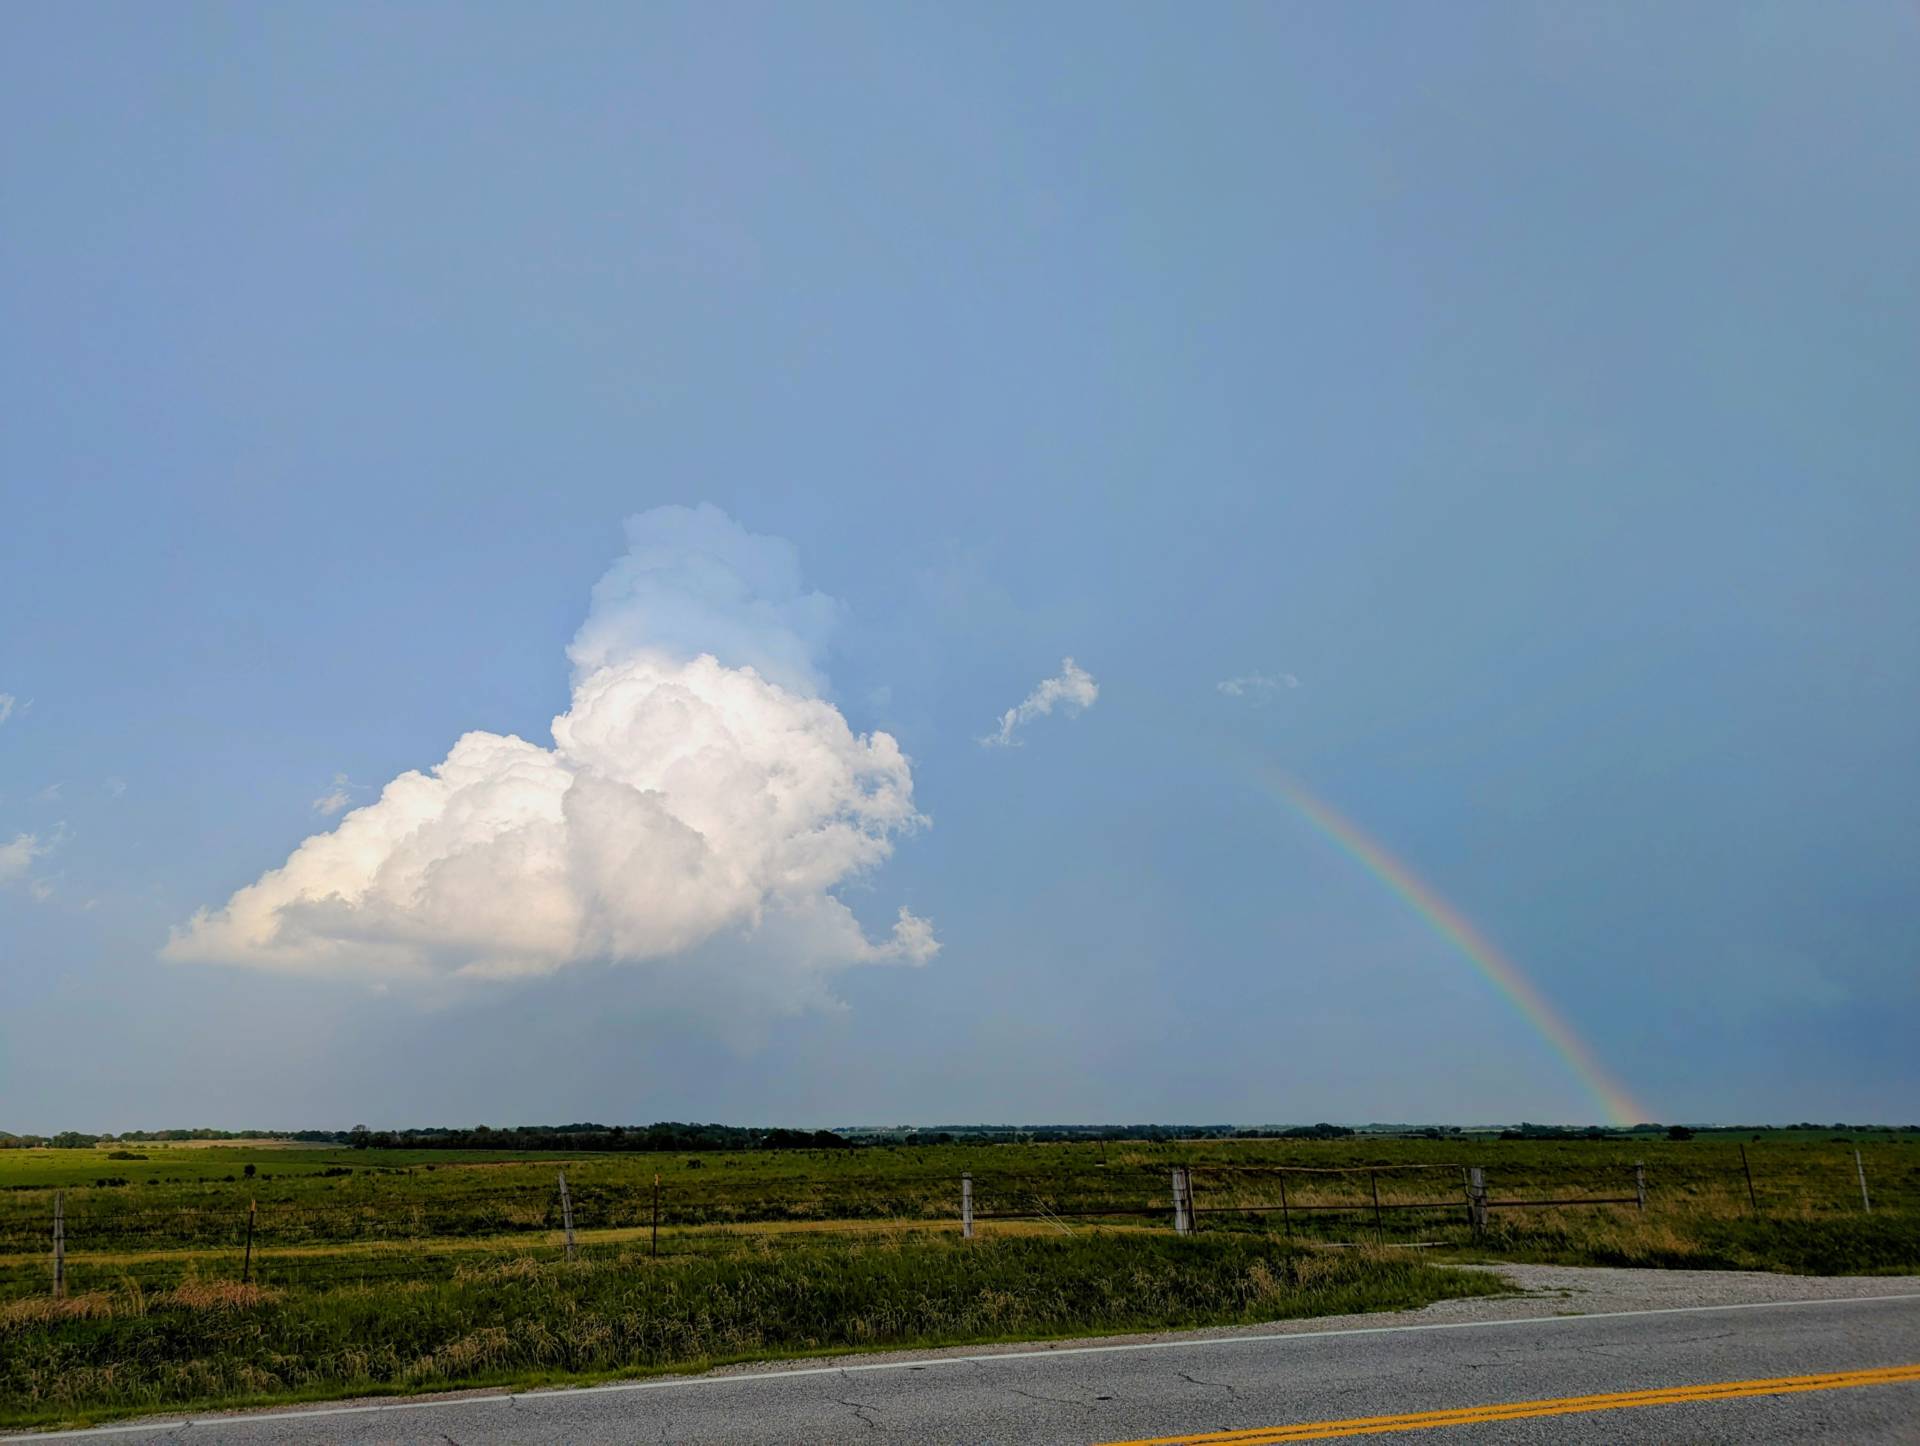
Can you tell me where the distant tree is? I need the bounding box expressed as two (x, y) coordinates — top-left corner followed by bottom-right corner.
(1667, 1125), (1694, 1141)
(243, 1163), (256, 1178)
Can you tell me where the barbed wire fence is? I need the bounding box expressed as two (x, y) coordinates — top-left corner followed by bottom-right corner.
(9, 1150), (1907, 1302)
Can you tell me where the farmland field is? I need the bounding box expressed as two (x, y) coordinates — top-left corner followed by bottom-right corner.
(2, 1133), (1914, 1429)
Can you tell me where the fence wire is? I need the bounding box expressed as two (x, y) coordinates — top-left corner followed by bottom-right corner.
(6, 1151), (1910, 1303)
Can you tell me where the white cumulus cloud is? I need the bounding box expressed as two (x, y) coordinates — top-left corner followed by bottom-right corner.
(165, 505), (937, 1020)
(981, 658), (1099, 747)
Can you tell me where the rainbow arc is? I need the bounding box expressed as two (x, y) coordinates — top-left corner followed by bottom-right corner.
(1264, 771), (1644, 1128)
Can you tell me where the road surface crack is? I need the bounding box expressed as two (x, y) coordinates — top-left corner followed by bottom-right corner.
(831, 1396), (881, 1431)
(834, 1372), (881, 1431)
(1011, 1387), (1095, 1413)
(1179, 1370), (1237, 1394)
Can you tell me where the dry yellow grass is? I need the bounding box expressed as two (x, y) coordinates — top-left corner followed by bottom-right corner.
(1, 1292), (120, 1326)
(0, 1279), (276, 1328)
(159, 1280), (279, 1311)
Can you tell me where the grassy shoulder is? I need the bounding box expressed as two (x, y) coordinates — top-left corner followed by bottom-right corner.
(0, 1233), (1505, 1430)
(1456, 1207), (1920, 1275)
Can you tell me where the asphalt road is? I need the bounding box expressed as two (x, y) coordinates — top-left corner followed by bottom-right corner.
(14, 1291), (1920, 1443)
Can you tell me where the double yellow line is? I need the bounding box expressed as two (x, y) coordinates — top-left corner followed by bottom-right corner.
(1100, 1363), (1920, 1443)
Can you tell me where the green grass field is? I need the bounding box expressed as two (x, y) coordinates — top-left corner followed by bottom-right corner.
(1, 1133), (1914, 1428)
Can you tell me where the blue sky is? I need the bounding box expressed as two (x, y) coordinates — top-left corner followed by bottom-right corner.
(3, 3), (1916, 1130)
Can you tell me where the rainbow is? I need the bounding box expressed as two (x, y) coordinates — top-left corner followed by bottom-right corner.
(1263, 771), (1645, 1127)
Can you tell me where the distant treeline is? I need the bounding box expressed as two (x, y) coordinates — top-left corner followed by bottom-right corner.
(0, 1124), (857, 1153)
(851, 1124), (1365, 1144)
(4, 1120), (1914, 1150)
(0, 1122), (1364, 1151)
(340, 1123), (859, 1153)
(0, 1129), (342, 1150)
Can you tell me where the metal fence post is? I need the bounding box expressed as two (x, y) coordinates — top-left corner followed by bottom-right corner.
(1369, 1170), (1384, 1246)
(962, 1172), (973, 1239)
(1854, 1150), (1872, 1214)
(1279, 1172), (1293, 1242)
(243, 1198), (257, 1284)
(1739, 1146), (1759, 1216)
(558, 1170), (576, 1261)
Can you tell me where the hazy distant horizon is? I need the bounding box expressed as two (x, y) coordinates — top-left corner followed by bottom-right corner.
(10, 1116), (1914, 1141)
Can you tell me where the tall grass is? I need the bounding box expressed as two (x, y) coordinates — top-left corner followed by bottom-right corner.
(1474, 1206), (1920, 1275)
(0, 1234), (1501, 1428)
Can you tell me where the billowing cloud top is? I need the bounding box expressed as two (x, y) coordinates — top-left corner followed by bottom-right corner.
(165, 506), (935, 1014)
(569, 506), (840, 696)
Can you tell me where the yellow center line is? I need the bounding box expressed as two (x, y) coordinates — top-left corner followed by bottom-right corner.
(1098, 1363), (1920, 1444)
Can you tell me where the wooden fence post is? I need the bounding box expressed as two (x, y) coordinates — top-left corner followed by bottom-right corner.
(1466, 1167), (1487, 1238)
(651, 1174), (660, 1258)
(1634, 1161), (1647, 1214)
(1369, 1170), (1384, 1246)
(961, 1172), (973, 1239)
(52, 1191), (65, 1300)
(558, 1171), (576, 1261)
(1171, 1167), (1191, 1235)
(1854, 1150), (1872, 1214)
(243, 1199), (257, 1284)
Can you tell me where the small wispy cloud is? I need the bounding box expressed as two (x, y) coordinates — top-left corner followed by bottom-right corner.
(981, 658), (1099, 747)
(0, 694), (15, 725)
(28, 878), (53, 903)
(0, 831), (53, 884)
(311, 772), (365, 817)
(38, 782), (63, 802)
(104, 777), (127, 799)
(1217, 671), (1299, 701)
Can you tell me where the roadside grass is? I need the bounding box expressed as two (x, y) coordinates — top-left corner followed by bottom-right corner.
(1468, 1206), (1920, 1275)
(0, 1233), (1503, 1430)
